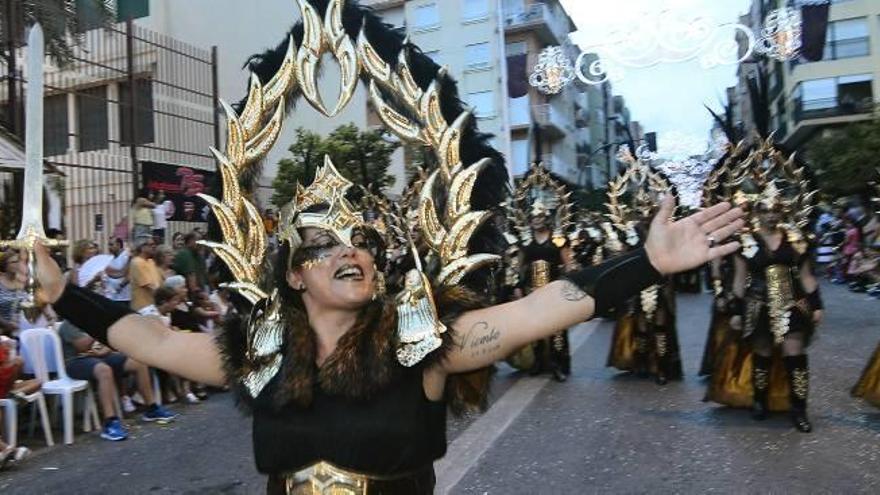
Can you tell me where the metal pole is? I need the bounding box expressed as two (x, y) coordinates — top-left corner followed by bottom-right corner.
(126, 18), (140, 201)
(5, 0), (18, 137)
(602, 82), (611, 179)
(211, 46), (220, 151)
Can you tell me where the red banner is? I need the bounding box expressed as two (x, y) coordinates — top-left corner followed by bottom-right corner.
(141, 161), (216, 222)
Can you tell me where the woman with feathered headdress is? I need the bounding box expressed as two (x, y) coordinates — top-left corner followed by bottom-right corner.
(24, 1), (744, 492)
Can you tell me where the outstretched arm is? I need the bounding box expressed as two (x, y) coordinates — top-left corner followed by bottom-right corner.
(33, 244), (226, 386)
(437, 198), (744, 375)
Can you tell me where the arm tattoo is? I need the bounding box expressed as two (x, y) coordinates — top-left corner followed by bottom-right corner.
(456, 321), (502, 358)
(561, 281), (588, 302)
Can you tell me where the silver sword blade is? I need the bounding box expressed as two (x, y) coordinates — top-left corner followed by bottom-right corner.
(18, 23), (45, 240)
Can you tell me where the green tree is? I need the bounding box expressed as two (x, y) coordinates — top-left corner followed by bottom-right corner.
(3, 1), (114, 64)
(806, 117), (880, 197)
(323, 123), (399, 194)
(270, 128), (326, 207)
(270, 124), (400, 208)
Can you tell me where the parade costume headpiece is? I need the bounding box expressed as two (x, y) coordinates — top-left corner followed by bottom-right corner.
(606, 147), (677, 247)
(717, 135), (818, 258)
(507, 162), (573, 248)
(199, 0), (506, 402)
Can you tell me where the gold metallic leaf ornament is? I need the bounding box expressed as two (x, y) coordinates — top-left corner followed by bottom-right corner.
(201, 0), (503, 383)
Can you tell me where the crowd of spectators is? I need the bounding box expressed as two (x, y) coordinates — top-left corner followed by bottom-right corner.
(0, 192), (233, 470)
(814, 200), (880, 298)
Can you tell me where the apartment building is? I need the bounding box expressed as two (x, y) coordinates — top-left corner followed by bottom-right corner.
(0, 1), (218, 245)
(136, 0), (615, 193)
(735, 0), (879, 149)
(363, 0), (601, 186)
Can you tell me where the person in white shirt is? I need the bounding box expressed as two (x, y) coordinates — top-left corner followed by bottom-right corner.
(103, 238), (131, 305)
(151, 191), (170, 245)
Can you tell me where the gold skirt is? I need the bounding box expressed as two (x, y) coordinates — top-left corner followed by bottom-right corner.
(699, 306), (730, 376)
(704, 336), (791, 411)
(852, 341), (880, 408)
(606, 313), (637, 371)
(506, 344), (535, 371)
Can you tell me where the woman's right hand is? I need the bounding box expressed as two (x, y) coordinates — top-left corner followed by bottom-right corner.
(29, 242), (66, 306)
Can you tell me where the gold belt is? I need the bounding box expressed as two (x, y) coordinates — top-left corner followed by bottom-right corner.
(279, 461), (426, 495)
(530, 260), (551, 290)
(765, 264), (795, 343)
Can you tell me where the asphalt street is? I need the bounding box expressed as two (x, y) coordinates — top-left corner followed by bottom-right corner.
(1, 282), (878, 494)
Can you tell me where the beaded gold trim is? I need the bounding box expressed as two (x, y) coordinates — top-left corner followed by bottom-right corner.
(792, 368), (809, 400)
(766, 264), (795, 344)
(530, 260), (552, 290)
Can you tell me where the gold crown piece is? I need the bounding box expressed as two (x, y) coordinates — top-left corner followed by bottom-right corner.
(278, 155), (364, 251)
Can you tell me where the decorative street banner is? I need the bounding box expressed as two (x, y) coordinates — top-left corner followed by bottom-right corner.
(141, 161), (216, 222)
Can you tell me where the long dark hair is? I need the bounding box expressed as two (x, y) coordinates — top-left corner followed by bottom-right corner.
(269, 237), (396, 409)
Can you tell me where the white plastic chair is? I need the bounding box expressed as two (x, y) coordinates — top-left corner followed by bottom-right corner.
(19, 328), (99, 445)
(0, 385), (54, 448)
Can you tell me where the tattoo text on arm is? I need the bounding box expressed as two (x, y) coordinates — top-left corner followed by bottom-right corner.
(456, 321), (502, 358)
(561, 281), (588, 302)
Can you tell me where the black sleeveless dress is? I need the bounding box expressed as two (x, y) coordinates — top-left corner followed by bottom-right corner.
(253, 364), (445, 493)
(742, 235), (813, 344)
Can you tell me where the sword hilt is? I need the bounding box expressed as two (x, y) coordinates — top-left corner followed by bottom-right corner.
(0, 231), (69, 322)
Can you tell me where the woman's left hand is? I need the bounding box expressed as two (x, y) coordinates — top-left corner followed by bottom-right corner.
(812, 310), (824, 326)
(644, 196), (745, 275)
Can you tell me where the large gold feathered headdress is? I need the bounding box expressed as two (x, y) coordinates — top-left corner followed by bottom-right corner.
(719, 135), (818, 257)
(507, 162), (573, 248)
(196, 0), (503, 396)
(605, 148), (675, 247)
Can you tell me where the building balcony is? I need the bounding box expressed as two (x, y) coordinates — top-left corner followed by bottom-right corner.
(538, 153), (578, 185)
(503, 3), (570, 45)
(785, 96), (875, 147)
(793, 96), (875, 123)
(358, 0), (406, 9)
(533, 103), (568, 139)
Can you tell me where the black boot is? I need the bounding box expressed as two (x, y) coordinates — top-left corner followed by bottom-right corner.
(784, 355), (812, 433)
(751, 354), (771, 421)
(550, 331), (570, 382)
(654, 332), (669, 386)
(528, 341), (545, 376)
(634, 335), (650, 378)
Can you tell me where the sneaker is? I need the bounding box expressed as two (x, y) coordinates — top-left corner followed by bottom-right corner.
(121, 395), (136, 414)
(142, 405), (178, 423)
(100, 419), (129, 441)
(11, 447), (31, 464)
(185, 392), (200, 404)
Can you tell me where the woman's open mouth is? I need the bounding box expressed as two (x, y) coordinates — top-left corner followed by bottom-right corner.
(334, 264), (364, 281)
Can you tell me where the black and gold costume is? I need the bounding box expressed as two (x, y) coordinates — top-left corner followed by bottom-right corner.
(698, 256), (733, 377)
(704, 136), (821, 432)
(603, 151), (683, 385)
(503, 163), (574, 381)
(852, 342), (880, 409)
(36, 2), (687, 494)
(520, 237), (570, 377)
(707, 235), (817, 416)
(606, 242), (683, 385)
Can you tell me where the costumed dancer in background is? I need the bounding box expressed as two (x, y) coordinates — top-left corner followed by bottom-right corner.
(568, 213), (606, 271)
(605, 149), (683, 385)
(719, 137), (822, 432)
(851, 177), (880, 408)
(698, 152), (738, 379)
(14, 1), (744, 492)
(504, 163), (574, 382)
